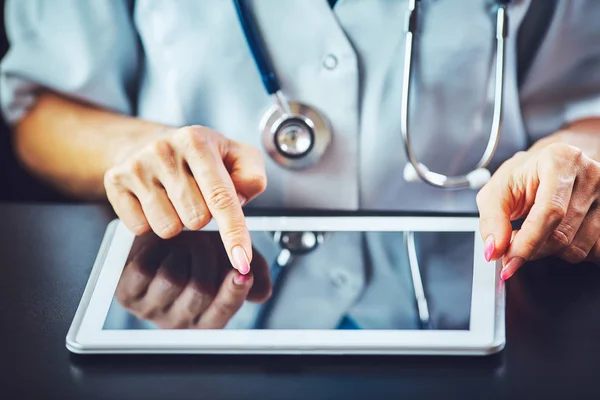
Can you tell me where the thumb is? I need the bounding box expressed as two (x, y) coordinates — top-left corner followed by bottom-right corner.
(225, 142), (267, 205)
(476, 183), (514, 262)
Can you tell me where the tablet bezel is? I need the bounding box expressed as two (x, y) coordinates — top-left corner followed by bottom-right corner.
(67, 217), (505, 355)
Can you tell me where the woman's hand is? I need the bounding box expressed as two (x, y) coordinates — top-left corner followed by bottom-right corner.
(104, 126), (267, 275)
(477, 143), (600, 280)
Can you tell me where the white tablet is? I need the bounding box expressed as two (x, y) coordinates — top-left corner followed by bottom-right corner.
(66, 217), (505, 355)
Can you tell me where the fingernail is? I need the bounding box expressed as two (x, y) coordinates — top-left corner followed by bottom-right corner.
(238, 193), (247, 207)
(231, 245), (250, 275)
(501, 256), (525, 281)
(484, 235), (495, 262)
(233, 272), (250, 286)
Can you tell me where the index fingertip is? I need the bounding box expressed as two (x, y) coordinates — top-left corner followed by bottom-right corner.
(232, 245), (251, 275)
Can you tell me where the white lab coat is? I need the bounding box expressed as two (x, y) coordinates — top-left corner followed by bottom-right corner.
(2, 0), (599, 328)
(2, 0), (599, 212)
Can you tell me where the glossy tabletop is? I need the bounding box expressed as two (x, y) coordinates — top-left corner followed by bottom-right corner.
(1, 204), (600, 399)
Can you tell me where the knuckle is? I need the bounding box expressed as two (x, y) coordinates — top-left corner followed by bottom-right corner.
(171, 317), (192, 329)
(188, 285), (208, 309)
(206, 185), (238, 211)
(178, 126), (212, 153)
(550, 144), (585, 170)
(155, 220), (183, 239)
(544, 198), (567, 224)
(246, 173), (268, 193)
(185, 212), (211, 231)
(115, 290), (134, 308)
(131, 222), (151, 236)
(128, 159), (147, 182)
(549, 228), (571, 249)
(138, 307), (159, 320)
(167, 181), (191, 201)
(104, 168), (124, 188)
(212, 300), (237, 318)
(151, 139), (178, 174)
(221, 223), (248, 244)
(547, 143), (581, 159)
(155, 275), (178, 293)
(561, 245), (589, 264)
(567, 145), (584, 162)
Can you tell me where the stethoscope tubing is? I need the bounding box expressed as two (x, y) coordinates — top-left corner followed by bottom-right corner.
(253, 232), (430, 330)
(400, 0), (509, 189)
(235, 0), (511, 187)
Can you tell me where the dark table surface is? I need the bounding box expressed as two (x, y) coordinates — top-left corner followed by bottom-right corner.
(2, 203), (600, 399)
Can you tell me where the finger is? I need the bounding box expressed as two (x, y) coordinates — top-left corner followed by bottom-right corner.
(115, 242), (168, 308)
(559, 203), (600, 264)
(182, 131), (252, 274)
(225, 142), (267, 205)
(536, 176), (596, 259)
(168, 234), (221, 328)
(476, 180), (514, 262)
(152, 140), (211, 230)
(195, 270), (253, 329)
(137, 185), (184, 239)
(105, 177), (150, 236)
(245, 248), (272, 303)
(136, 249), (190, 320)
(501, 165), (576, 280)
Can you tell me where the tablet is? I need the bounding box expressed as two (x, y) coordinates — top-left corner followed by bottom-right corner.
(66, 217), (505, 355)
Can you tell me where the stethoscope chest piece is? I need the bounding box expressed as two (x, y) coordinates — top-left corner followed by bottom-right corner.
(260, 101), (332, 170)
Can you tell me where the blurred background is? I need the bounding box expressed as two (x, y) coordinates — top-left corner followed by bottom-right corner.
(0, 0), (68, 202)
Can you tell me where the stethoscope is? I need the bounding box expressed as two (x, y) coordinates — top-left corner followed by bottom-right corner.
(233, 0), (511, 189)
(253, 231), (430, 329)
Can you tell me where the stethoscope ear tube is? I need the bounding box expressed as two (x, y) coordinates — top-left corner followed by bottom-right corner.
(404, 231), (430, 329)
(400, 1), (509, 189)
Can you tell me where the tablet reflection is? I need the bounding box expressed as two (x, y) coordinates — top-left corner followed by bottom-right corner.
(104, 230), (474, 331)
(112, 232), (271, 329)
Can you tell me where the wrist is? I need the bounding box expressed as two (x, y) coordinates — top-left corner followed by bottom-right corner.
(527, 131), (568, 154)
(528, 119), (600, 161)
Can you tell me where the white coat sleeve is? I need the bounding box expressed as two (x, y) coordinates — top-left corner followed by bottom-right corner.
(0, 0), (141, 124)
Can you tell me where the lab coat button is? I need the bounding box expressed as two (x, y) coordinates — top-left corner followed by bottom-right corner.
(329, 269), (350, 289)
(322, 54), (338, 70)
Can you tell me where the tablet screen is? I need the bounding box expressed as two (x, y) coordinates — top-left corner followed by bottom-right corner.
(102, 228), (475, 332)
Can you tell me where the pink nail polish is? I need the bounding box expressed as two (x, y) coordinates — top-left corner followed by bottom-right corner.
(233, 273), (250, 286)
(231, 245), (250, 275)
(501, 256), (525, 281)
(484, 236), (495, 262)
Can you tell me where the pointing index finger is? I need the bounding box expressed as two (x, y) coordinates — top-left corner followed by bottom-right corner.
(181, 130), (252, 275)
